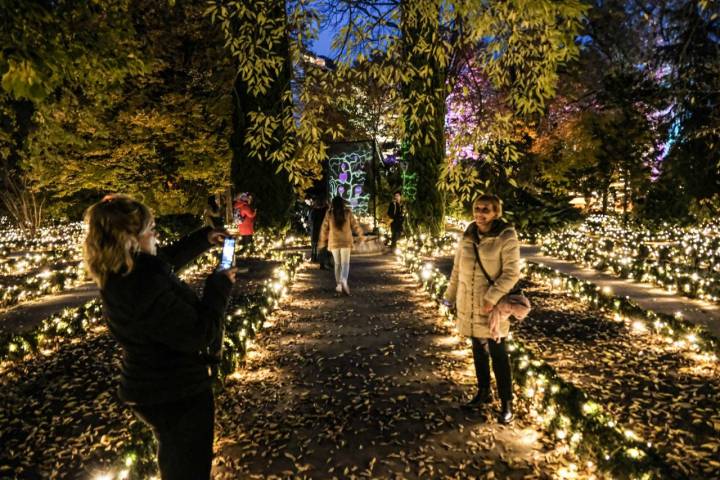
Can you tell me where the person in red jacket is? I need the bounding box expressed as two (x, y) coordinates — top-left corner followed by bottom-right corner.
(233, 192), (256, 247)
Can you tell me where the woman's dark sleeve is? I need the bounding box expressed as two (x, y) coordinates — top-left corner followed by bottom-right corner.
(158, 227), (213, 272)
(144, 272), (233, 353)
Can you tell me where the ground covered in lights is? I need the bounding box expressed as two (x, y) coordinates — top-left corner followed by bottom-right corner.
(434, 258), (720, 479)
(213, 256), (585, 479)
(3, 251), (720, 478)
(516, 281), (720, 478)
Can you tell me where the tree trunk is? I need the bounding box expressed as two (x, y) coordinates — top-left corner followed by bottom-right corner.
(400, 0), (446, 236)
(230, 1), (294, 231)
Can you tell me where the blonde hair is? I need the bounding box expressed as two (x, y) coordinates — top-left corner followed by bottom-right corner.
(473, 194), (503, 217)
(83, 194), (153, 288)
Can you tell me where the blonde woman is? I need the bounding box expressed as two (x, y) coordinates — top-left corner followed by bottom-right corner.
(444, 194), (521, 424)
(318, 196), (365, 295)
(83, 194), (236, 480)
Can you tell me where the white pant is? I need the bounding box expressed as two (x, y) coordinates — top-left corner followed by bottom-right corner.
(330, 248), (351, 284)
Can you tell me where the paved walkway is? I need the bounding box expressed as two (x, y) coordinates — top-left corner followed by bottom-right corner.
(521, 245), (720, 339)
(213, 255), (574, 479)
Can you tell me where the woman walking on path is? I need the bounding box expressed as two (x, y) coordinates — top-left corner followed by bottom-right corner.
(444, 194), (521, 424)
(387, 190), (405, 249)
(319, 196), (365, 295)
(83, 194), (237, 480)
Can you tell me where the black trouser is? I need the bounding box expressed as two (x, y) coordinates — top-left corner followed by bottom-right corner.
(133, 389), (215, 480)
(471, 337), (513, 403)
(390, 225), (402, 248)
(240, 234), (253, 247)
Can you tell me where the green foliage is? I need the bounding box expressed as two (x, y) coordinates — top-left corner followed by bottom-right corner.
(469, 0), (588, 117)
(634, 174), (691, 224)
(400, 0), (448, 235)
(656, 0), (720, 209)
(218, 0), (296, 229)
(1, 0), (234, 219)
(503, 190), (582, 240)
(207, 0), (341, 194)
(0, 0), (144, 103)
(689, 194), (720, 223)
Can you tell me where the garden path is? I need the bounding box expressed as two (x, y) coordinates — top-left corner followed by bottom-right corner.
(213, 255), (576, 479)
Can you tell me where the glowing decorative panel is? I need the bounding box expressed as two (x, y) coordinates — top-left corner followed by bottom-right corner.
(328, 143), (372, 214)
(401, 166), (418, 202)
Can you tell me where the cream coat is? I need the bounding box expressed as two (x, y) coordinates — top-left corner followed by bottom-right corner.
(318, 208), (364, 250)
(445, 221), (521, 338)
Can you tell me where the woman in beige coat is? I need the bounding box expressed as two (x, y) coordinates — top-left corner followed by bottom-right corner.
(444, 194), (521, 424)
(318, 196), (365, 295)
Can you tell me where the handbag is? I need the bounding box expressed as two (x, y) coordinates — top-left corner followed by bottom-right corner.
(472, 241), (528, 304)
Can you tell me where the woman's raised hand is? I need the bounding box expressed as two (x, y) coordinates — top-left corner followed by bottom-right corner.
(219, 267), (239, 283)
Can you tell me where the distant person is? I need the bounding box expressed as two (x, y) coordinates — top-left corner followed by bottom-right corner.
(83, 194), (237, 480)
(310, 197), (329, 263)
(318, 196), (365, 295)
(443, 194), (521, 424)
(233, 192), (256, 247)
(387, 190), (405, 249)
(202, 194), (224, 229)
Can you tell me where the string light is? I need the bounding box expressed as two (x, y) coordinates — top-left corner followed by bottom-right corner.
(538, 215), (720, 303)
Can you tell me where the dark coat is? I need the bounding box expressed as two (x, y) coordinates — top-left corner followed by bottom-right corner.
(387, 201), (404, 230)
(101, 227), (232, 405)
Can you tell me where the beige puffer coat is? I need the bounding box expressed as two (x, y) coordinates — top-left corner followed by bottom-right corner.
(318, 208), (365, 250)
(445, 221), (521, 339)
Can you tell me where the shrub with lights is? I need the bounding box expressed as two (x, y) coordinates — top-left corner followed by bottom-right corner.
(0, 221), (87, 308)
(539, 215), (720, 303)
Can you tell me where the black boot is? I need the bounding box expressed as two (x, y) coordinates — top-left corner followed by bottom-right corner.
(461, 389), (491, 410)
(498, 400), (514, 424)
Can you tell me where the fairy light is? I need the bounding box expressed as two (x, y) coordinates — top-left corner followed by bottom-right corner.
(582, 401), (600, 416)
(632, 320), (647, 333)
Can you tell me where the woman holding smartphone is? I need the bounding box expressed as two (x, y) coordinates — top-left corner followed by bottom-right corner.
(83, 194), (236, 480)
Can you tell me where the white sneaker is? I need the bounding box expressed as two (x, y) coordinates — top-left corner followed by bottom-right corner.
(341, 281), (350, 295)
(335, 283), (343, 293)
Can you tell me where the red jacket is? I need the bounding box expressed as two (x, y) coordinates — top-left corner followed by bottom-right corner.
(233, 200), (256, 236)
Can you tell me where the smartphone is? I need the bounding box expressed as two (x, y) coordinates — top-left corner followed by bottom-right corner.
(218, 237), (236, 270)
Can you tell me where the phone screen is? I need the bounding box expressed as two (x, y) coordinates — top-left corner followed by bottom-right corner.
(219, 237), (236, 270)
